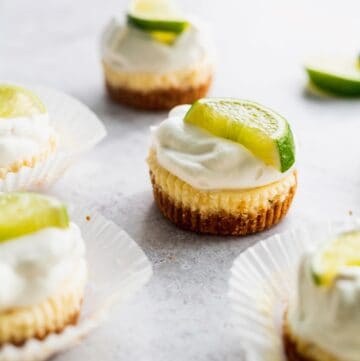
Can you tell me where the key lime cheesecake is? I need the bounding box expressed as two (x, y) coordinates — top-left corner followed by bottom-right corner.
(284, 230), (360, 361)
(0, 84), (57, 179)
(148, 98), (297, 236)
(305, 55), (360, 96)
(101, 0), (214, 110)
(0, 193), (87, 346)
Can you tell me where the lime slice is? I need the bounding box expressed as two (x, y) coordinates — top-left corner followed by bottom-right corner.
(305, 58), (360, 96)
(184, 98), (296, 173)
(127, 0), (189, 34)
(0, 84), (46, 118)
(0, 193), (69, 242)
(312, 230), (360, 286)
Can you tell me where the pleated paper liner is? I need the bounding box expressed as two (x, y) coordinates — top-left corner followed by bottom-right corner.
(0, 85), (106, 192)
(228, 219), (360, 361)
(0, 209), (153, 361)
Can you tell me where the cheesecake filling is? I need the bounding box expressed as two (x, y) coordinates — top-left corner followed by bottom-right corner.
(288, 253), (360, 361)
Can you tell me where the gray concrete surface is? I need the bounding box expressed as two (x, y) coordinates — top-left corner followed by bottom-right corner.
(1, 0), (360, 360)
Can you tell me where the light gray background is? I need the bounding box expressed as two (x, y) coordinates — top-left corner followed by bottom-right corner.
(1, 1), (360, 360)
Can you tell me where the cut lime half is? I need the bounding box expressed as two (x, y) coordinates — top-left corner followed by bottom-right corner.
(0, 193), (69, 242)
(311, 230), (360, 286)
(127, 0), (189, 34)
(305, 58), (360, 96)
(184, 98), (296, 173)
(0, 84), (47, 118)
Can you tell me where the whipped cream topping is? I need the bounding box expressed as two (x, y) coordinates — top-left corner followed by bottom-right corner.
(0, 223), (86, 311)
(151, 105), (290, 190)
(0, 113), (56, 169)
(101, 18), (213, 73)
(288, 252), (360, 361)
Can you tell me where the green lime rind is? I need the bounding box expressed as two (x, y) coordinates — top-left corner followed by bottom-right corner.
(184, 98), (296, 173)
(127, 14), (189, 34)
(311, 270), (322, 286)
(0, 84), (47, 118)
(0, 193), (69, 243)
(306, 67), (360, 97)
(277, 121), (296, 173)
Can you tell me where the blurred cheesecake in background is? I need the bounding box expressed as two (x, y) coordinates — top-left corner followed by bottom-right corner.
(148, 98), (297, 236)
(0, 84), (57, 179)
(101, 0), (214, 110)
(284, 230), (360, 361)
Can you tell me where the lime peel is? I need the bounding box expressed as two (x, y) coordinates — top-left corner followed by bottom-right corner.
(127, 0), (189, 40)
(127, 15), (189, 34)
(305, 58), (360, 97)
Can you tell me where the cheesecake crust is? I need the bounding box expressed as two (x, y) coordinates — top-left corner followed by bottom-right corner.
(283, 317), (340, 361)
(148, 150), (297, 236)
(105, 78), (212, 111)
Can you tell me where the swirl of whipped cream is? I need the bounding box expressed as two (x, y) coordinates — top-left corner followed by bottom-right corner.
(101, 18), (213, 73)
(0, 112), (56, 168)
(151, 105), (291, 190)
(288, 253), (360, 361)
(0, 223), (86, 311)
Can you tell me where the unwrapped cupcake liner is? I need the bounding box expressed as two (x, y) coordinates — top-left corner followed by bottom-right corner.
(0, 209), (153, 361)
(228, 219), (360, 361)
(0, 85), (107, 192)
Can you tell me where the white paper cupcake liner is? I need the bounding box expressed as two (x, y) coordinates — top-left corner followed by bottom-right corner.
(0, 85), (107, 192)
(0, 209), (153, 361)
(228, 219), (360, 361)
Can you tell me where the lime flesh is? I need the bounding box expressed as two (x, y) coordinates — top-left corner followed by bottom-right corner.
(0, 193), (69, 242)
(149, 30), (179, 45)
(184, 98), (296, 173)
(312, 230), (360, 286)
(0, 84), (46, 118)
(127, 0), (189, 34)
(306, 58), (360, 96)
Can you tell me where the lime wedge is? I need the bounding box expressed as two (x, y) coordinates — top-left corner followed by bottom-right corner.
(127, 0), (189, 34)
(184, 98), (296, 173)
(0, 84), (46, 118)
(312, 230), (360, 286)
(305, 58), (360, 96)
(0, 193), (69, 242)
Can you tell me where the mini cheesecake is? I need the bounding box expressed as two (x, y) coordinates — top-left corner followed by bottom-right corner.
(101, 0), (214, 110)
(0, 193), (87, 346)
(148, 100), (297, 236)
(284, 230), (360, 361)
(0, 84), (57, 179)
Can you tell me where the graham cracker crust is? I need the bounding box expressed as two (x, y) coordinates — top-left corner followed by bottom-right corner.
(106, 78), (212, 110)
(284, 330), (314, 361)
(150, 170), (297, 236)
(0, 309), (81, 348)
(0, 311), (80, 350)
(283, 318), (339, 361)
